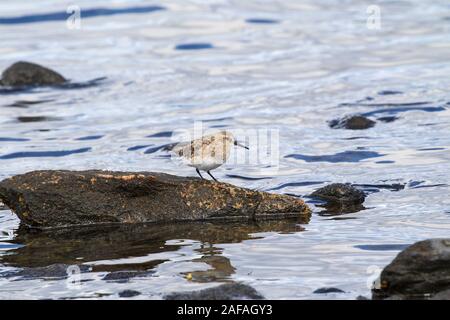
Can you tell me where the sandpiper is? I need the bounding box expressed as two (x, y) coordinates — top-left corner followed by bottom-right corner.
(172, 130), (248, 181)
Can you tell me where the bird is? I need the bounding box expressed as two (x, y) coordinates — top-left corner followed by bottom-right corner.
(172, 130), (248, 181)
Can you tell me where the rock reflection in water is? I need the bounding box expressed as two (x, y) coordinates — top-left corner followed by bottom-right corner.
(2, 219), (307, 282)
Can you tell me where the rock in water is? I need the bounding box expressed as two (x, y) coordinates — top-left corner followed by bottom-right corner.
(1, 61), (66, 87)
(118, 290), (141, 298)
(164, 283), (264, 300)
(311, 183), (365, 205)
(313, 287), (345, 294)
(1, 264), (91, 280)
(329, 115), (376, 130)
(372, 239), (450, 300)
(310, 183), (366, 215)
(0, 170), (311, 229)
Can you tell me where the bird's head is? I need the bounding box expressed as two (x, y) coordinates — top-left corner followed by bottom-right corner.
(218, 131), (249, 150)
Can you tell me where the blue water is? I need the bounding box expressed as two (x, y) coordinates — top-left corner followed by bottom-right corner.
(0, 0), (450, 300)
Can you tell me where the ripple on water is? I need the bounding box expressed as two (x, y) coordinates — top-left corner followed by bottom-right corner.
(146, 131), (173, 138)
(0, 137), (30, 142)
(175, 43), (214, 50)
(245, 18), (279, 24)
(75, 135), (104, 141)
(0, 6), (165, 24)
(354, 244), (411, 251)
(285, 151), (384, 163)
(0, 147), (91, 160)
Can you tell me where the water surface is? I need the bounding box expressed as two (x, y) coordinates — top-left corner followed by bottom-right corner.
(1, 0), (450, 299)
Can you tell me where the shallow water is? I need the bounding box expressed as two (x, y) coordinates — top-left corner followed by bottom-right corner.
(1, 0), (450, 299)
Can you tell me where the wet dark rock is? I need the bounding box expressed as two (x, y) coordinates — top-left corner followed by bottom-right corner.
(329, 115), (376, 130)
(164, 283), (264, 300)
(1, 61), (66, 87)
(118, 290), (141, 298)
(313, 287), (345, 294)
(311, 183), (366, 215)
(372, 239), (450, 300)
(0, 170), (311, 229)
(1, 264), (90, 280)
(356, 295), (369, 300)
(102, 270), (155, 283)
(311, 183), (365, 205)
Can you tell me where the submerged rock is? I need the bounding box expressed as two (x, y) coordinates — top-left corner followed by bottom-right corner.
(1, 61), (66, 87)
(164, 283), (264, 300)
(102, 270), (155, 283)
(0, 170), (311, 229)
(329, 115), (376, 130)
(313, 287), (345, 294)
(372, 239), (450, 300)
(118, 290), (141, 298)
(1, 263), (91, 280)
(310, 183), (366, 215)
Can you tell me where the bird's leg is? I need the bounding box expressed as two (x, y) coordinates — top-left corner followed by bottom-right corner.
(207, 171), (218, 182)
(196, 168), (204, 179)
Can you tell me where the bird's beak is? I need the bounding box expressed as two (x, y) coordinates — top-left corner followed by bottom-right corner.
(234, 140), (249, 150)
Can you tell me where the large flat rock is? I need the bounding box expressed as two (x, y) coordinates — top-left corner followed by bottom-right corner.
(0, 170), (311, 229)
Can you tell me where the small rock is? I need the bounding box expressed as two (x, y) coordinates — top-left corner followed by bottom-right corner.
(313, 287), (345, 294)
(356, 295), (369, 300)
(102, 270), (154, 283)
(311, 183), (366, 205)
(329, 115), (376, 130)
(119, 290), (141, 298)
(1, 61), (66, 87)
(2, 264), (90, 280)
(372, 238), (450, 300)
(164, 283), (264, 300)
